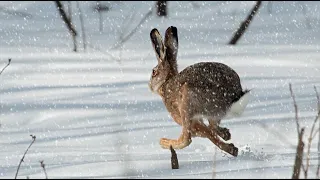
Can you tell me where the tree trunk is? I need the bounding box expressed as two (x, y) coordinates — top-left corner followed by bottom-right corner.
(54, 1), (77, 52)
(228, 1), (262, 45)
(156, 1), (167, 17)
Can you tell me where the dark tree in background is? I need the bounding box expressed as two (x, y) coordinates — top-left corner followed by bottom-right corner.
(54, 1), (78, 52)
(156, 1), (167, 17)
(228, 1), (262, 45)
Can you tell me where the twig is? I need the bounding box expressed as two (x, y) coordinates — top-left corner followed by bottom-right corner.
(170, 145), (179, 169)
(86, 43), (120, 62)
(40, 160), (48, 179)
(304, 105), (320, 178)
(110, 8), (153, 50)
(312, 129), (319, 139)
(0, 58), (11, 75)
(118, 6), (137, 40)
(315, 86), (320, 110)
(314, 86), (320, 179)
(54, 1), (78, 52)
(15, 135), (36, 179)
(289, 83), (300, 133)
(289, 83), (305, 179)
(54, 1), (77, 36)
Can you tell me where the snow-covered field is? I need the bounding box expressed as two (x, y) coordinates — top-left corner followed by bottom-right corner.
(1, 1), (320, 179)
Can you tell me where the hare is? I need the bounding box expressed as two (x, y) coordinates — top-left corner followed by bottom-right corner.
(148, 26), (250, 157)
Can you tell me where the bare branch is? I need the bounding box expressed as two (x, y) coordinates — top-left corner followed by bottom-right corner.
(304, 103), (320, 178)
(312, 129), (319, 140)
(96, 1), (103, 32)
(54, 1), (78, 52)
(76, 1), (87, 52)
(170, 145), (179, 169)
(54, 1), (77, 36)
(118, 7), (138, 40)
(15, 135), (36, 179)
(86, 43), (120, 62)
(290, 83), (305, 179)
(314, 86), (320, 179)
(315, 86), (320, 111)
(0, 59), (11, 75)
(40, 160), (48, 179)
(228, 1), (262, 45)
(289, 83), (300, 133)
(111, 8), (153, 50)
(292, 128), (305, 179)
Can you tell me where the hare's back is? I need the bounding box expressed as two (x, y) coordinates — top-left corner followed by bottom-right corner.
(178, 62), (243, 103)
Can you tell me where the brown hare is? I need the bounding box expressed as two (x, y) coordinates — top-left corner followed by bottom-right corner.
(148, 26), (250, 157)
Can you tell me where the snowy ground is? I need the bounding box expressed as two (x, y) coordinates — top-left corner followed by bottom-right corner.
(0, 1), (320, 179)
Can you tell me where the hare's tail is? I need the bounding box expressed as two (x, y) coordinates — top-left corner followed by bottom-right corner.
(226, 89), (251, 117)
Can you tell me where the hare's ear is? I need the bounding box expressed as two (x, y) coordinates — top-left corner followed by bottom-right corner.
(164, 26), (178, 72)
(150, 28), (165, 63)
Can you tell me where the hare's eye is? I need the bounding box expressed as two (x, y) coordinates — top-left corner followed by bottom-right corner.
(152, 69), (157, 77)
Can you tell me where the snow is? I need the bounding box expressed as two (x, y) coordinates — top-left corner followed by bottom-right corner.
(0, 1), (320, 179)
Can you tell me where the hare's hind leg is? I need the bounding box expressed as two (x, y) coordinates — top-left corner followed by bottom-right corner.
(191, 121), (238, 157)
(208, 119), (231, 141)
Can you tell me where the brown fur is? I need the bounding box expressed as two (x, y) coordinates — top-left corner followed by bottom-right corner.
(149, 26), (247, 156)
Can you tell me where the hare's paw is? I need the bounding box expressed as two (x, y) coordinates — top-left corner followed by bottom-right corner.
(217, 127), (231, 141)
(160, 138), (171, 149)
(226, 143), (238, 157)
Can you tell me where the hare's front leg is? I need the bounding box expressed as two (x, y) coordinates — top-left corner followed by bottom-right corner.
(160, 110), (192, 149)
(160, 84), (193, 149)
(160, 129), (191, 149)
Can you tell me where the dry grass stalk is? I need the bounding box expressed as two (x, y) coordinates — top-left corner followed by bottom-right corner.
(15, 135), (36, 179)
